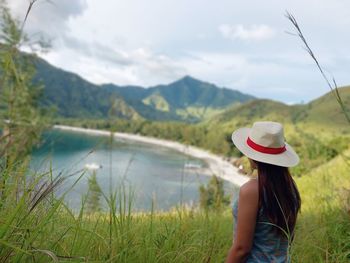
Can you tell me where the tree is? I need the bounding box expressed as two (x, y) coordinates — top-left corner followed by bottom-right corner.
(86, 171), (102, 213)
(199, 175), (230, 211)
(0, 0), (47, 200)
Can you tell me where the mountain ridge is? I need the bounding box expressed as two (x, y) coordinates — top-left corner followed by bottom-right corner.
(34, 56), (255, 122)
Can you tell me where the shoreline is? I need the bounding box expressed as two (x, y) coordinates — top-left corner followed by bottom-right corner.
(54, 125), (250, 187)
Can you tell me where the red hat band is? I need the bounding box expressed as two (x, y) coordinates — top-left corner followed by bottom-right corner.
(246, 137), (286, 155)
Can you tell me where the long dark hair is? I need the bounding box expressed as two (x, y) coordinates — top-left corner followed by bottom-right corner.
(255, 160), (301, 236)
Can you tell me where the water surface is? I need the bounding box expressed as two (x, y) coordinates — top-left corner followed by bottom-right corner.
(31, 130), (236, 211)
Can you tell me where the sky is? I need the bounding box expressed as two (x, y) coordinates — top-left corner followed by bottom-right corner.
(7, 0), (350, 104)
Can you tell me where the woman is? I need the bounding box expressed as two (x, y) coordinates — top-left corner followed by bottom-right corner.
(226, 121), (301, 263)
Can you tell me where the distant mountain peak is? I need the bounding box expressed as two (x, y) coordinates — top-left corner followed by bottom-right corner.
(172, 75), (202, 85)
(180, 75), (197, 81)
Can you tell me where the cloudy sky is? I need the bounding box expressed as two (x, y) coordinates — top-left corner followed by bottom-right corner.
(8, 0), (350, 104)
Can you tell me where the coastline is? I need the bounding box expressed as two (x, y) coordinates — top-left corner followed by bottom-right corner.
(54, 125), (250, 187)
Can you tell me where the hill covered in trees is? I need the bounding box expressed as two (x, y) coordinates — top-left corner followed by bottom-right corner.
(34, 57), (254, 122)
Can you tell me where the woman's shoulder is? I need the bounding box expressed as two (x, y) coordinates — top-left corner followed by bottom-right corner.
(241, 178), (258, 191)
(239, 179), (259, 200)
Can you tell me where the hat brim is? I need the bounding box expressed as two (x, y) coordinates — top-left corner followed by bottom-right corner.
(231, 127), (299, 167)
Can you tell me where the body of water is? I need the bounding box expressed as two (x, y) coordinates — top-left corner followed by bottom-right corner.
(31, 130), (236, 211)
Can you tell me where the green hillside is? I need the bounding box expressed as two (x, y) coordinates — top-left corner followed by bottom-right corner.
(295, 86), (350, 130)
(209, 99), (292, 125)
(207, 86), (350, 133)
(176, 106), (225, 121)
(109, 97), (141, 120)
(142, 93), (170, 112)
(35, 58), (136, 120)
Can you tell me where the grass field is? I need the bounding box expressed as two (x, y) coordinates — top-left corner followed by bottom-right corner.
(291, 149), (350, 262)
(1, 148), (349, 262)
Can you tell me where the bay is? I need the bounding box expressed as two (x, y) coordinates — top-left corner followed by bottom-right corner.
(31, 129), (236, 211)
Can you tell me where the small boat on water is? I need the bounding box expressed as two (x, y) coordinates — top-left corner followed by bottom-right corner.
(84, 163), (102, 171)
(184, 162), (202, 169)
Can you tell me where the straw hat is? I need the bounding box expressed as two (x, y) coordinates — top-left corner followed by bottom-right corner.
(231, 121), (299, 167)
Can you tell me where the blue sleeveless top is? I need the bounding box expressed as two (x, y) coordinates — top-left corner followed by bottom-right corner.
(232, 196), (290, 262)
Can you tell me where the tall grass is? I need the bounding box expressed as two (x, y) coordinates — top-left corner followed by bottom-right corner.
(292, 151), (350, 262)
(286, 12), (350, 262)
(0, 166), (84, 262)
(1, 152), (349, 262)
(286, 11), (350, 124)
(0, 164), (233, 262)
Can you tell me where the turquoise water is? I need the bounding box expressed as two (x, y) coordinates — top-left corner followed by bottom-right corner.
(31, 129), (235, 211)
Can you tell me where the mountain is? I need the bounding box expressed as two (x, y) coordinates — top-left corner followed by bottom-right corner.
(102, 76), (254, 121)
(35, 58), (139, 120)
(147, 76), (251, 108)
(34, 57), (254, 122)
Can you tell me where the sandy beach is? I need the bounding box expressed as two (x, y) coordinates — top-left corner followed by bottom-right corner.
(54, 125), (250, 187)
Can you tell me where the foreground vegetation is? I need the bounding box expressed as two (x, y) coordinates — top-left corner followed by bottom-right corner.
(292, 150), (350, 262)
(0, 149), (349, 262)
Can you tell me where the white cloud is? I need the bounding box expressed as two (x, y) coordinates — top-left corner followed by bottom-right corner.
(8, 0), (88, 38)
(176, 51), (328, 102)
(42, 45), (187, 86)
(219, 24), (275, 41)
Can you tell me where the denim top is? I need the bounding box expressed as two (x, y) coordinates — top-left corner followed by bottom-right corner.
(232, 196), (290, 262)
